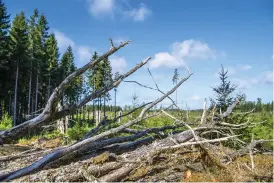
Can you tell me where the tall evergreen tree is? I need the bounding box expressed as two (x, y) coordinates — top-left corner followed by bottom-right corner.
(60, 46), (82, 106)
(210, 65), (237, 111)
(45, 33), (59, 99)
(87, 51), (99, 122)
(102, 57), (112, 117)
(27, 8), (39, 118)
(35, 13), (49, 111)
(0, 0), (10, 120)
(9, 11), (29, 126)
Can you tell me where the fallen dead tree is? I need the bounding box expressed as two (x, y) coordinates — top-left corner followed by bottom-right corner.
(1, 96), (272, 182)
(0, 39), (272, 182)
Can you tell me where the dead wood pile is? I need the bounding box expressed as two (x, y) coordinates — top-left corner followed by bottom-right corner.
(0, 39), (272, 182)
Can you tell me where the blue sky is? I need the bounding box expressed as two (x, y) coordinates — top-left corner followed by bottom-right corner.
(5, 0), (273, 109)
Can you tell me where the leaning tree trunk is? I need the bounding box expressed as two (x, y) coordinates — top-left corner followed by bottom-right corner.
(13, 60), (19, 127)
(0, 39), (142, 144)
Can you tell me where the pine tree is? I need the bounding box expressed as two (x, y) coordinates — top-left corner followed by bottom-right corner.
(102, 57), (112, 117)
(87, 51), (99, 122)
(0, 0), (10, 120)
(35, 13), (49, 110)
(0, 0), (10, 68)
(9, 11), (29, 126)
(45, 33), (59, 99)
(210, 65), (237, 111)
(27, 8), (39, 118)
(60, 46), (82, 106)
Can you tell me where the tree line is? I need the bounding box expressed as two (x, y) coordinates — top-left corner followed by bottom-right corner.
(0, 1), (120, 126)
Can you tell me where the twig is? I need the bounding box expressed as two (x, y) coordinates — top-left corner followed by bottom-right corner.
(157, 135), (239, 151)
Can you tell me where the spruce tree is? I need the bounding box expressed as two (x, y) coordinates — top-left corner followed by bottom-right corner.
(27, 8), (39, 118)
(9, 11), (29, 126)
(87, 51), (99, 122)
(102, 57), (112, 116)
(45, 33), (59, 99)
(36, 13), (49, 110)
(60, 46), (82, 106)
(0, 0), (10, 68)
(210, 65), (237, 111)
(0, 0), (10, 119)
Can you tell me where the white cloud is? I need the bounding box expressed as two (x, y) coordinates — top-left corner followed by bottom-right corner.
(232, 71), (273, 89)
(255, 71), (273, 84)
(191, 95), (201, 101)
(124, 3), (151, 21)
(215, 64), (252, 77)
(172, 40), (217, 60)
(149, 52), (185, 69)
(87, 0), (115, 16)
(239, 64), (252, 71)
(77, 46), (93, 63)
(54, 30), (75, 54)
(86, 0), (151, 21)
(149, 39), (218, 69)
(110, 56), (128, 73)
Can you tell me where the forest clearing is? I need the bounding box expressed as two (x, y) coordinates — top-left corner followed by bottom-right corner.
(0, 0), (273, 182)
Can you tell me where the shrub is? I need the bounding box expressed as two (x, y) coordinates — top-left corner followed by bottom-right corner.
(66, 121), (91, 141)
(0, 112), (12, 130)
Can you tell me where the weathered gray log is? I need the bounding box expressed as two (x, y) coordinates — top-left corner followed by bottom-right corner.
(229, 139), (273, 160)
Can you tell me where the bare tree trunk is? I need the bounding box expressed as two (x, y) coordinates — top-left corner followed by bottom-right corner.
(8, 92), (11, 115)
(47, 73), (51, 100)
(13, 61), (19, 127)
(0, 99), (2, 121)
(28, 68), (32, 119)
(35, 71), (39, 114)
(114, 88), (117, 118)
(176, 80), (178, 105)
(87, 107), (90, 121)
(92, 100), (95, 123)
(104, 95), (106, 117)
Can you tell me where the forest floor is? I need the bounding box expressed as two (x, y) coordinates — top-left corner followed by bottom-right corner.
(1, 136), (273, 182)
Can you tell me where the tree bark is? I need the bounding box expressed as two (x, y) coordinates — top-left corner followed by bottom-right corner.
(34, 70), (39, 114)
(114, 88), (117, 118)
(28, 67), (32, 119)
(13, 60), (19, 126)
